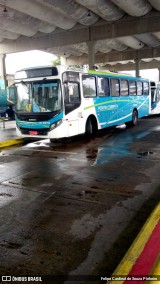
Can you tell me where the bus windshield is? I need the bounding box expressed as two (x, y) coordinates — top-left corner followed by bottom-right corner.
(15, 79), (62, 113)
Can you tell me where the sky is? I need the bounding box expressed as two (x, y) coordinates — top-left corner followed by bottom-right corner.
(5, 50), (56, 74)
(123, 69), (159, 81)
(5, 50), (159, 81)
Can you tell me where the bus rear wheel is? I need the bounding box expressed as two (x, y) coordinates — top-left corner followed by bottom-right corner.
(131, 110), (138, 126)
(85, 117), (97, 138)
(126, 110), (138, 127)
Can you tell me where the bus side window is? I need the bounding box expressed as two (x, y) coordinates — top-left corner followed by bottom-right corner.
(110, 78), (120, 96)
(82, 76), (96, 97)
(137, 81), (143, 96)
(120, 80), (128, 96)
(98, 77), (110, 97)
(129, 81), (137, 96)
(157, 85), (160, 102)
(64, 84), (69, 104)
(64, 82), (80, 103)
(69, 83), (80, 103)
(143, 82), (149, 96)
(64, 82), (80, 114)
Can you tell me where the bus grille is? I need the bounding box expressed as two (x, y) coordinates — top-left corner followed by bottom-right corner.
(16, 114), (52, 121)
(20, 128), (49, 135)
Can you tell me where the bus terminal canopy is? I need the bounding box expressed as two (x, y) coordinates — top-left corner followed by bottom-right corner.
(0, 0), (160, 69)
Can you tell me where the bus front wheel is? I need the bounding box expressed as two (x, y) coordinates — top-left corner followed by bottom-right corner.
(85, 117), (97, 138)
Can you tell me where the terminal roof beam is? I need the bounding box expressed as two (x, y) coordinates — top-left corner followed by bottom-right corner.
(66, 46), (160, 65)
(0, 12), (160, 54)
(103, 60), (160, 72)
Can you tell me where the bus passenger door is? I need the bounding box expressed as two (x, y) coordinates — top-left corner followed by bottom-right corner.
(155, 84), (160, 113)
(64, 82), (81, 136)
(96, 77), (113, 128)
(109, 78), (120, 126)
(119, 80), (130, 123)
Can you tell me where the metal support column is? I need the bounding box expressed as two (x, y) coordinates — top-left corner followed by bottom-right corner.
(158, 68), (160, 81)
(61, 56), (67, 66)
(87, 41), (95, 70)
(135, 58), (140, 77)
(0, 54), (7, 88)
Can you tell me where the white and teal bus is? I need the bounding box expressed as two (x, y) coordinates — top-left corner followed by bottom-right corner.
(14, 66), (150, 141)
(150, 81), (160, 115)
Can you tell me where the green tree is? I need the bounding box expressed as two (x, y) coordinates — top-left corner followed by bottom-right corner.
(52, 56), (61, 66)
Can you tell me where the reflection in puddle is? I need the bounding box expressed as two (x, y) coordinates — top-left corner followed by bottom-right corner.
(70, 213), (100, 239)
(24, 139), (50, 149)
(93, 147), (134, 165)
(87, 130), (151, 165)
(86, 148), (98, 160)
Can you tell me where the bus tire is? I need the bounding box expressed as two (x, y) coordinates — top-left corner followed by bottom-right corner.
(85, 116), (97, 138)
(126, 109), (138, 127)
(131, 109), (138, 126)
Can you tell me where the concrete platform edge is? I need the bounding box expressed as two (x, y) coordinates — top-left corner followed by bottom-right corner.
(0, 138), (24, 149)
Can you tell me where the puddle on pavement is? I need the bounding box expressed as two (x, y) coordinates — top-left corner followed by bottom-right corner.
(137, 151), (155, 157)
(86, 146), (134, 165)
(85, 130), (152, 165)
(152, 126), (160, 131)
(86, 148), (98, 160)
(24, 139), (51, 150)
(69, 213), (101, 239)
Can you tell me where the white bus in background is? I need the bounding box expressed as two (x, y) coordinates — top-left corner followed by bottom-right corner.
(150, 81), (160, 115)
(14, 65), (150, 142)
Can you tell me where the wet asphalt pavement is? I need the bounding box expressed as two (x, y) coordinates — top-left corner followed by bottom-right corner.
(0, 116), (160, 284)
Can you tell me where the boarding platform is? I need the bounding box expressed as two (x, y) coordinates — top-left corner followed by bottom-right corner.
(109, 203), (160, 283)
(0, 119), (23, 148)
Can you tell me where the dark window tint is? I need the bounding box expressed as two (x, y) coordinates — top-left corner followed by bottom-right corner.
(110, 78), (120, 97)
(120, 80), (128, 96)
(137, 81), (143, 96)
(97, 77), (110, 97)
(129, 81), (136, 96)
(15, 67), (58, 79)
(82, 76), (96, 97)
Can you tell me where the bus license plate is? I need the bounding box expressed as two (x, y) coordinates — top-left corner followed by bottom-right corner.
(29, 130), (38, 135)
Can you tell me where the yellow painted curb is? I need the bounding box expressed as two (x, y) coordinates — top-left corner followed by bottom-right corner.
(148, 254), (160, 282)
(108, 203), (160, 284)
(0, 138), (23, 149)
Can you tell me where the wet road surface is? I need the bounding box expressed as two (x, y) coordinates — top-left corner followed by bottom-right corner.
(1, 116), (160, 283)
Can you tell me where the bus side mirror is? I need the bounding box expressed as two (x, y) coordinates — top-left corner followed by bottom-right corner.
(7, 84), (17, 105)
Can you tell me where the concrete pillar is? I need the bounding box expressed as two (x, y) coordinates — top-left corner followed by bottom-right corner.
(61, 56), (67, 66)
(87, 41), (95, 70)
(158, 68), (160, 81)
(0, 54), (7, 88)
(135, 58), (140, 77)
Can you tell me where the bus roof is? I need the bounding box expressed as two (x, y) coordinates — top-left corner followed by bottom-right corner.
(14, 65), (149, 82)
(88, 69), (148, 81)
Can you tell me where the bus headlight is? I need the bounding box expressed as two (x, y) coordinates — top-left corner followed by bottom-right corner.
(50, 119), (62, 130)
(16, 122), (21, 130)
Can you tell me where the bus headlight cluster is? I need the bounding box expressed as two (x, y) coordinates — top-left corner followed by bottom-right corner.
(16, 122), (20, 130)
(50, 119), (62, 130)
